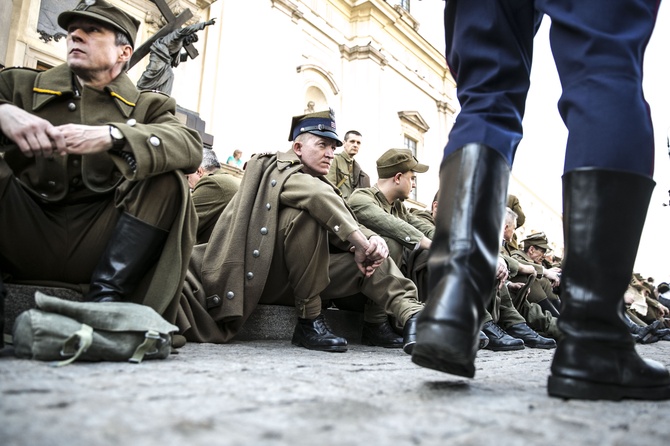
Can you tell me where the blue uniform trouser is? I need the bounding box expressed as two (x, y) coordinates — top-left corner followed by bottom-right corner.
(444, 0), (660, 177)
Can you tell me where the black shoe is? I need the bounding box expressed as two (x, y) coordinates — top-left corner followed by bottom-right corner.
(291, 314), (348, 352)
(481, 321), (524, 351)
(402, 313), (419, 354)
(361, 320), (403, 348)
(479, 331), (489, 349)
(505, 323), (556, 349)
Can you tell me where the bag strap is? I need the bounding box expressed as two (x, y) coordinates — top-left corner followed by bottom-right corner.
(129, 330), (162, 364)
(53, 324), (94, 367)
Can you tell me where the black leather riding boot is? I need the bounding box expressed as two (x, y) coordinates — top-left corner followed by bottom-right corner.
(548, 169), (670, 400)
(85, 213), (168, 303)
(411, 144), (510, 377)
(0, 274), (5, 349)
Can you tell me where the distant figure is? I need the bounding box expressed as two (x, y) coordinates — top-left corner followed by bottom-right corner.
(136, 19), (216, 94)
(226, 149), (243, 168)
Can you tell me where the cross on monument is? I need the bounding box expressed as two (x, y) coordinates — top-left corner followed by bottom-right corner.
(128, 0), (199, 70)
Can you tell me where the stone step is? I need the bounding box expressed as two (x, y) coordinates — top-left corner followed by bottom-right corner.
(2, 284), (365, 344)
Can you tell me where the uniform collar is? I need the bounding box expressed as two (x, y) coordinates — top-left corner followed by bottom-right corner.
(277, 149), (303, 171)
(32, 63), (139, 117)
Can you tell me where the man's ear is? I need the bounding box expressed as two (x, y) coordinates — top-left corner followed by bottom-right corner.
(293, 141), (302, 156)
(197, 166), (205, 177)
(119, 45), (133, 63)
(394, 172), (403, 183)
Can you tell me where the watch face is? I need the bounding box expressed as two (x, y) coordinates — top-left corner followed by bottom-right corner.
(110, 126), (124, 140)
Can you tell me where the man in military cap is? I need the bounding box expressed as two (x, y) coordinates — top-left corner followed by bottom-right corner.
(0, 0), (202, 322)
(177, 110), (423, 352)
(345, 148), (431, 347)
(326, 130), (370, 200)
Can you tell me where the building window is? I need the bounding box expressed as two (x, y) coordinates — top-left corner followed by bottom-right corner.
(404, 136), (418, 200)
(399, 0), (410, 12)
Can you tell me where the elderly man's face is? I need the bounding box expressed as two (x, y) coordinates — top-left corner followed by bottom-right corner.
(66, 18), (128, 78)
(528, 245), (547, 264)
(294, 133), (337, 176)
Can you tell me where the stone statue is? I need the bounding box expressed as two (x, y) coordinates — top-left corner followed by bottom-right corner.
(137, 18), (216, 94)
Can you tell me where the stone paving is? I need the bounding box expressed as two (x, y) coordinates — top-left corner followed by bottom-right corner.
(2, 337), (670, 446)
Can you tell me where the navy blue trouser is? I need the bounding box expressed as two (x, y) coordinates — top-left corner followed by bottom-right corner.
(444, 0), (660, 177)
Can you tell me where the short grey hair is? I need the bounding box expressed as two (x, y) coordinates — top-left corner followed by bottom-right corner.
(504, 207), (518, 227)
(201, 148), (221, 171)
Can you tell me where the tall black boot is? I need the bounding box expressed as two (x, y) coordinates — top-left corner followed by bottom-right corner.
(548, 169), (670, 400)
(411, 144), (510, 377)
(0, 274), (5, 349)
(85, 213), (168, 303)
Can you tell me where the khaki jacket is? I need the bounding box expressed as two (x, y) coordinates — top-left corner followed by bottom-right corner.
(193, 150), (369, 341)
(325, 151), (370, 199)
(0, 64), (203, 318)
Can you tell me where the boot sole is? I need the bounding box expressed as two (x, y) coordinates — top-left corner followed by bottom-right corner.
(484, 343), (525, 352)
(548, 375), (670, 401)
(411, 322), (477, 378)
(291, 340), (348, 353)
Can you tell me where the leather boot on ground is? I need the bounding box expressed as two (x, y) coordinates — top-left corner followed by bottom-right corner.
(478, 331), (489, 349)
(481, 321), (524, 351)
(548, 169), (670, 401)
(505, 323), (556, 349)
(402, 312), (419, 354)
(361, 320), (403, 348)
(411, 144), (510, 377)
(291, 313), (348, 352)
(85, 213), (168, 303)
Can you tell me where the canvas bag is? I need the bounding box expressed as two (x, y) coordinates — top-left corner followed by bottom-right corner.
(13, 292), (178, 366)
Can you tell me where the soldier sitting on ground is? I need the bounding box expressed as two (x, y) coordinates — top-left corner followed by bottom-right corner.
(176, 110), (424, 353)
(186, 148), (241, 244)
(0, 0), (202, 323)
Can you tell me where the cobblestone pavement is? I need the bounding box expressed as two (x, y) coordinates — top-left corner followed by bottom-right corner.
(1, 340), (669, 446)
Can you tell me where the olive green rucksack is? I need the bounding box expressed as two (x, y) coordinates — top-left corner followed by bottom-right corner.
(13, 292), (178, 366)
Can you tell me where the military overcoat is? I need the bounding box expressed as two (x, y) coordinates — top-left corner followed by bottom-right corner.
(0, 63), (202, 318)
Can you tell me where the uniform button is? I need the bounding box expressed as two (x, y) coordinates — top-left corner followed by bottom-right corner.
(405, 236), (411, 242)
(333, 225), (340, 232)
(149, 136), (160, 147)
(260, 227), (268, 235)
(246, 272), (254, 280)
(67, 102), (76, 111)
(48, 180), (56, 187)
(72, 159), (80, 167)
(212, 296), (221, 305)
(226, 291), (234, 300)
(126, 118), (137, 126)
(271, 180), (277, 187)
(266, 203), (271, 210)
(252, 250), (260, 258)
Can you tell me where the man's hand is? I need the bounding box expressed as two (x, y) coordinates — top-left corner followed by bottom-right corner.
(56, 124), (114, 155)
(348, 231), (388, 278)
(0, 103), (66, 157)
(495, 257), (509, 289)
(543, 266), (562, 287)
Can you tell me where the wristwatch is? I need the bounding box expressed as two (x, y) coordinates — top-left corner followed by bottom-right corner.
(109, 125), (126, 150)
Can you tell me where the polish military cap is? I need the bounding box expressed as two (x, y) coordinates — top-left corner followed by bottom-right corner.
(58, 0), (141, 48)
(522, 232), (551, 251)
(288, 109), (342, 146)
(376, 148), (429, 178)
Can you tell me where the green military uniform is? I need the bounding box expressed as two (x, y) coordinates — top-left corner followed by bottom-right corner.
(500, 246), (562, 339)
(192, 168), (241, 244)
(177, 150), (423, 343)
(325, 151), (370, 200)
(349, 186), (434, 264)
(0, 63), (202, 319)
